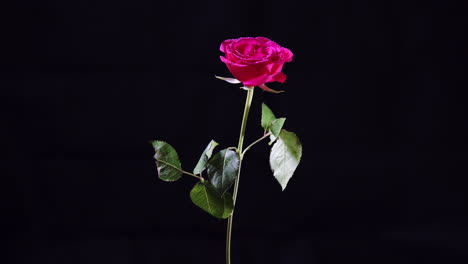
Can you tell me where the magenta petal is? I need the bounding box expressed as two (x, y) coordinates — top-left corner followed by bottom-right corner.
(272, 72), (287, 83)
(220, 39), (234, 53)
(281, 48), (294, 62)
(242, 74), (268, 87)
(255, 36), (272, 43)
(220, 55), (229, 63)
(220, 56), (248, 67)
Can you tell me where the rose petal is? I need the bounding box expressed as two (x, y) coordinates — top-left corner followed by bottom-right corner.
(242, 74), (269, 87)
(272, 72), (287, 83)
(220, 56), (248, 67)
(220, 39), (234, 53)
(255, 36), (272, 43)
(281, 48), (294, 62)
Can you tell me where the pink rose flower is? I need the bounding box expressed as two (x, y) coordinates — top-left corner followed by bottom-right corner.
(220, 37), (293, 90)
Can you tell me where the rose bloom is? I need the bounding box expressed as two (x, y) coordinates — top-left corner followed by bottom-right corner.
(220, 37), (293, 90)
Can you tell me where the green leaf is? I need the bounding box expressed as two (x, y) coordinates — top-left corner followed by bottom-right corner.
(261, 103), (276, 130)
(222, 192), (234, 219)
(190, 182), (234, 219)
(268, 118), (287, 145)
(193, 140), (219, 174)
(151, 140), (183, 181)
(270, 129), (302, 190)
(207, 149), (240, 195)
(270, 118), (286, 138)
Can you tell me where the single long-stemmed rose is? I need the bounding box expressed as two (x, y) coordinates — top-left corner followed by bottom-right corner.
(151, 37), (302, 264)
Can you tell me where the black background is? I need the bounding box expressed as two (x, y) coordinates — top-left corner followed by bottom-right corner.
(3, 0), (468, 263)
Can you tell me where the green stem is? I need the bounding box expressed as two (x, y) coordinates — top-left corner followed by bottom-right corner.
(226, 87), (254, 264)
(241, 132), (271, 157)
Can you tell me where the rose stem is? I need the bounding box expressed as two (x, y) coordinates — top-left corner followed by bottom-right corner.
(226, 87), (254, 264)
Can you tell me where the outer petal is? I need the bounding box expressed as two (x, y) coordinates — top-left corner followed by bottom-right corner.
(242, 74), (269, 87)
(255, 36), (272, 43)
(225, 63), (265, 84)
(264, 62), (284, 75)
(271, 72), (287, 83)
(280, 47), (294, 62)
(220, 39), (234, 53)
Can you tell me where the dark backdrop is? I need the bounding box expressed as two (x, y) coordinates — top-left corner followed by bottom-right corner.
(3, 0), (468, 263)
